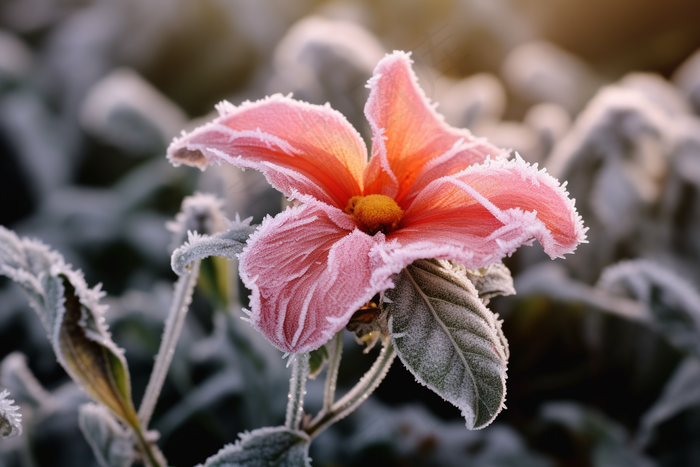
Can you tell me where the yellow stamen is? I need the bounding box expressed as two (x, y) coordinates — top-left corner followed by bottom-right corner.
(345, 194), (403, 234)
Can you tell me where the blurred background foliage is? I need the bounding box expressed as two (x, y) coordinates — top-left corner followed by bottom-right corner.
(2, 0), (700, 466)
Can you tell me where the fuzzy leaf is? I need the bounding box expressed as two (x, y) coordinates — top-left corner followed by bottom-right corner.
(79, 403), (135, 467)
(464, 262), (516, 305)
(387, 259), (508, 429)
(200, 426), (311, 467)
(0, 389), (22, 438)
(56, 275), (139, 427)
(598, 259), (700, 357)
(0, 352), (53, 410)
(0, 226), (140, 429)
(308, 345), (329, 379)
(171, 217), (257, 276)
(637, 357), (700, 447)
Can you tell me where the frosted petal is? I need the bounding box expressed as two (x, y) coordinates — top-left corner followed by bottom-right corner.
(364, 52), (501, 204)
(390, 156), (586, 269)
(239, 198), (388, 353)
(167, 94), (367, 208)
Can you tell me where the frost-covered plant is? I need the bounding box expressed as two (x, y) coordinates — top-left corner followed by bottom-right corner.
(0, 389), (22, 438)
(2, 50), (585, 466)
(166, 50), (585, 464)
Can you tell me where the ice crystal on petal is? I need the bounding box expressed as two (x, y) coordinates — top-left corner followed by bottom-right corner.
(167, 51), (585, 354)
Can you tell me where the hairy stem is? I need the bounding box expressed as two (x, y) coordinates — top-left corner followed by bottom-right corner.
(138, 260), (201, 427)
(133, 425), (166, 467)
(285, 353), (309, 430)
(305, 339), (396, 439)
(322, 332), (344, 413)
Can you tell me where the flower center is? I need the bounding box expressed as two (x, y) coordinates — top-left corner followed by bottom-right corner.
(345, 194), (403, 234)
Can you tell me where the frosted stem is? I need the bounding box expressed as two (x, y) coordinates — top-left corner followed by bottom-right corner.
(133, 425), (166, 467)
(322, 332), (343, 413)
(138, 260), (201, 427)
(285, 353), (309, 430)
(305, 339), (396, 439)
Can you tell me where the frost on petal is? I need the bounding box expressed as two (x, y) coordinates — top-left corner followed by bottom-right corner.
(167, 94), (367, 209)
(239, 199), (388, 353)
(390, 157), (586, 270)
(364, 51), (502, 204)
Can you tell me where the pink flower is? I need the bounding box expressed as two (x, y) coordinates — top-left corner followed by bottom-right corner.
(167, 51), (586, 354)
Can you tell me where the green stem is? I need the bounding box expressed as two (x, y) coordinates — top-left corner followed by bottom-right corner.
(305, 339), (396, 439)
(322, 332), (343, 413)
(138, 260), (201, 428)
(133, 424), (166, 467)
(285, 353), (309, 430)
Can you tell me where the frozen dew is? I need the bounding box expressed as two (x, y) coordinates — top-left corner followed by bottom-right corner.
(0, 389), (22, 438)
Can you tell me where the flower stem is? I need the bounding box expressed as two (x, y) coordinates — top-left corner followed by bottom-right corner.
(138, 260), (201, 428)
(305, 339), (396, 439)
(133, 424), (166, 467)
(322, 332), (343, 413)
(285, 352), (309, 430)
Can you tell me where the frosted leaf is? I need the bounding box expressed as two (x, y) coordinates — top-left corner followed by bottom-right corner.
(471, 121), (540, 163)
(619, 72), (691, 117)
(546, 85), (671, 281)
(539, 402), (657, 467)
(166, 192), (229, 251)
(523, 103), (571, 162)
(0, 226), (139, 429)
(500, 41), (602, 114)
(387, 259), (508, 429)
(438, 73), (506, 129)
(199, 426), (311, 467)
(598, 259), (700, 357)
(515, 262), (648, 324)
(170, 215), (257, 276)
(269, 16), (384, 131)
(308, 345), (329, 379)
(637, 357), (700, 447)
(0, 30), (32, 82)
(463, 262), (516, 306)
(80, 68), (187, 155)
(0, 92), (70, 197)
(672, 47), (700, 114)
(0, 389), (22, 438)
(78, 404), (135, 467)
(154, 371), (243, 440)
(0, 352), (53, 411)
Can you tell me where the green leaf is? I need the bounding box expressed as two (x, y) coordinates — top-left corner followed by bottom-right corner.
(386, 259), (508, 429)
(637, 357), (700, 447)
(598, 259), (700, 357)
(170, 219), (256, 277)
(0, 226), (140, 430)
(200, 426), (311, 467)
(78, 403), (135, 467)
(308, 345), (329, 379)
(55, 274), (140, 428)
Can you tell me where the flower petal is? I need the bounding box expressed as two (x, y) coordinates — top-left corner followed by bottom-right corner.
(386, 156), (586, 269)
(167, 94), (367, 208)
(364, 51), (502, 205)
(239, 199), (390, 353)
